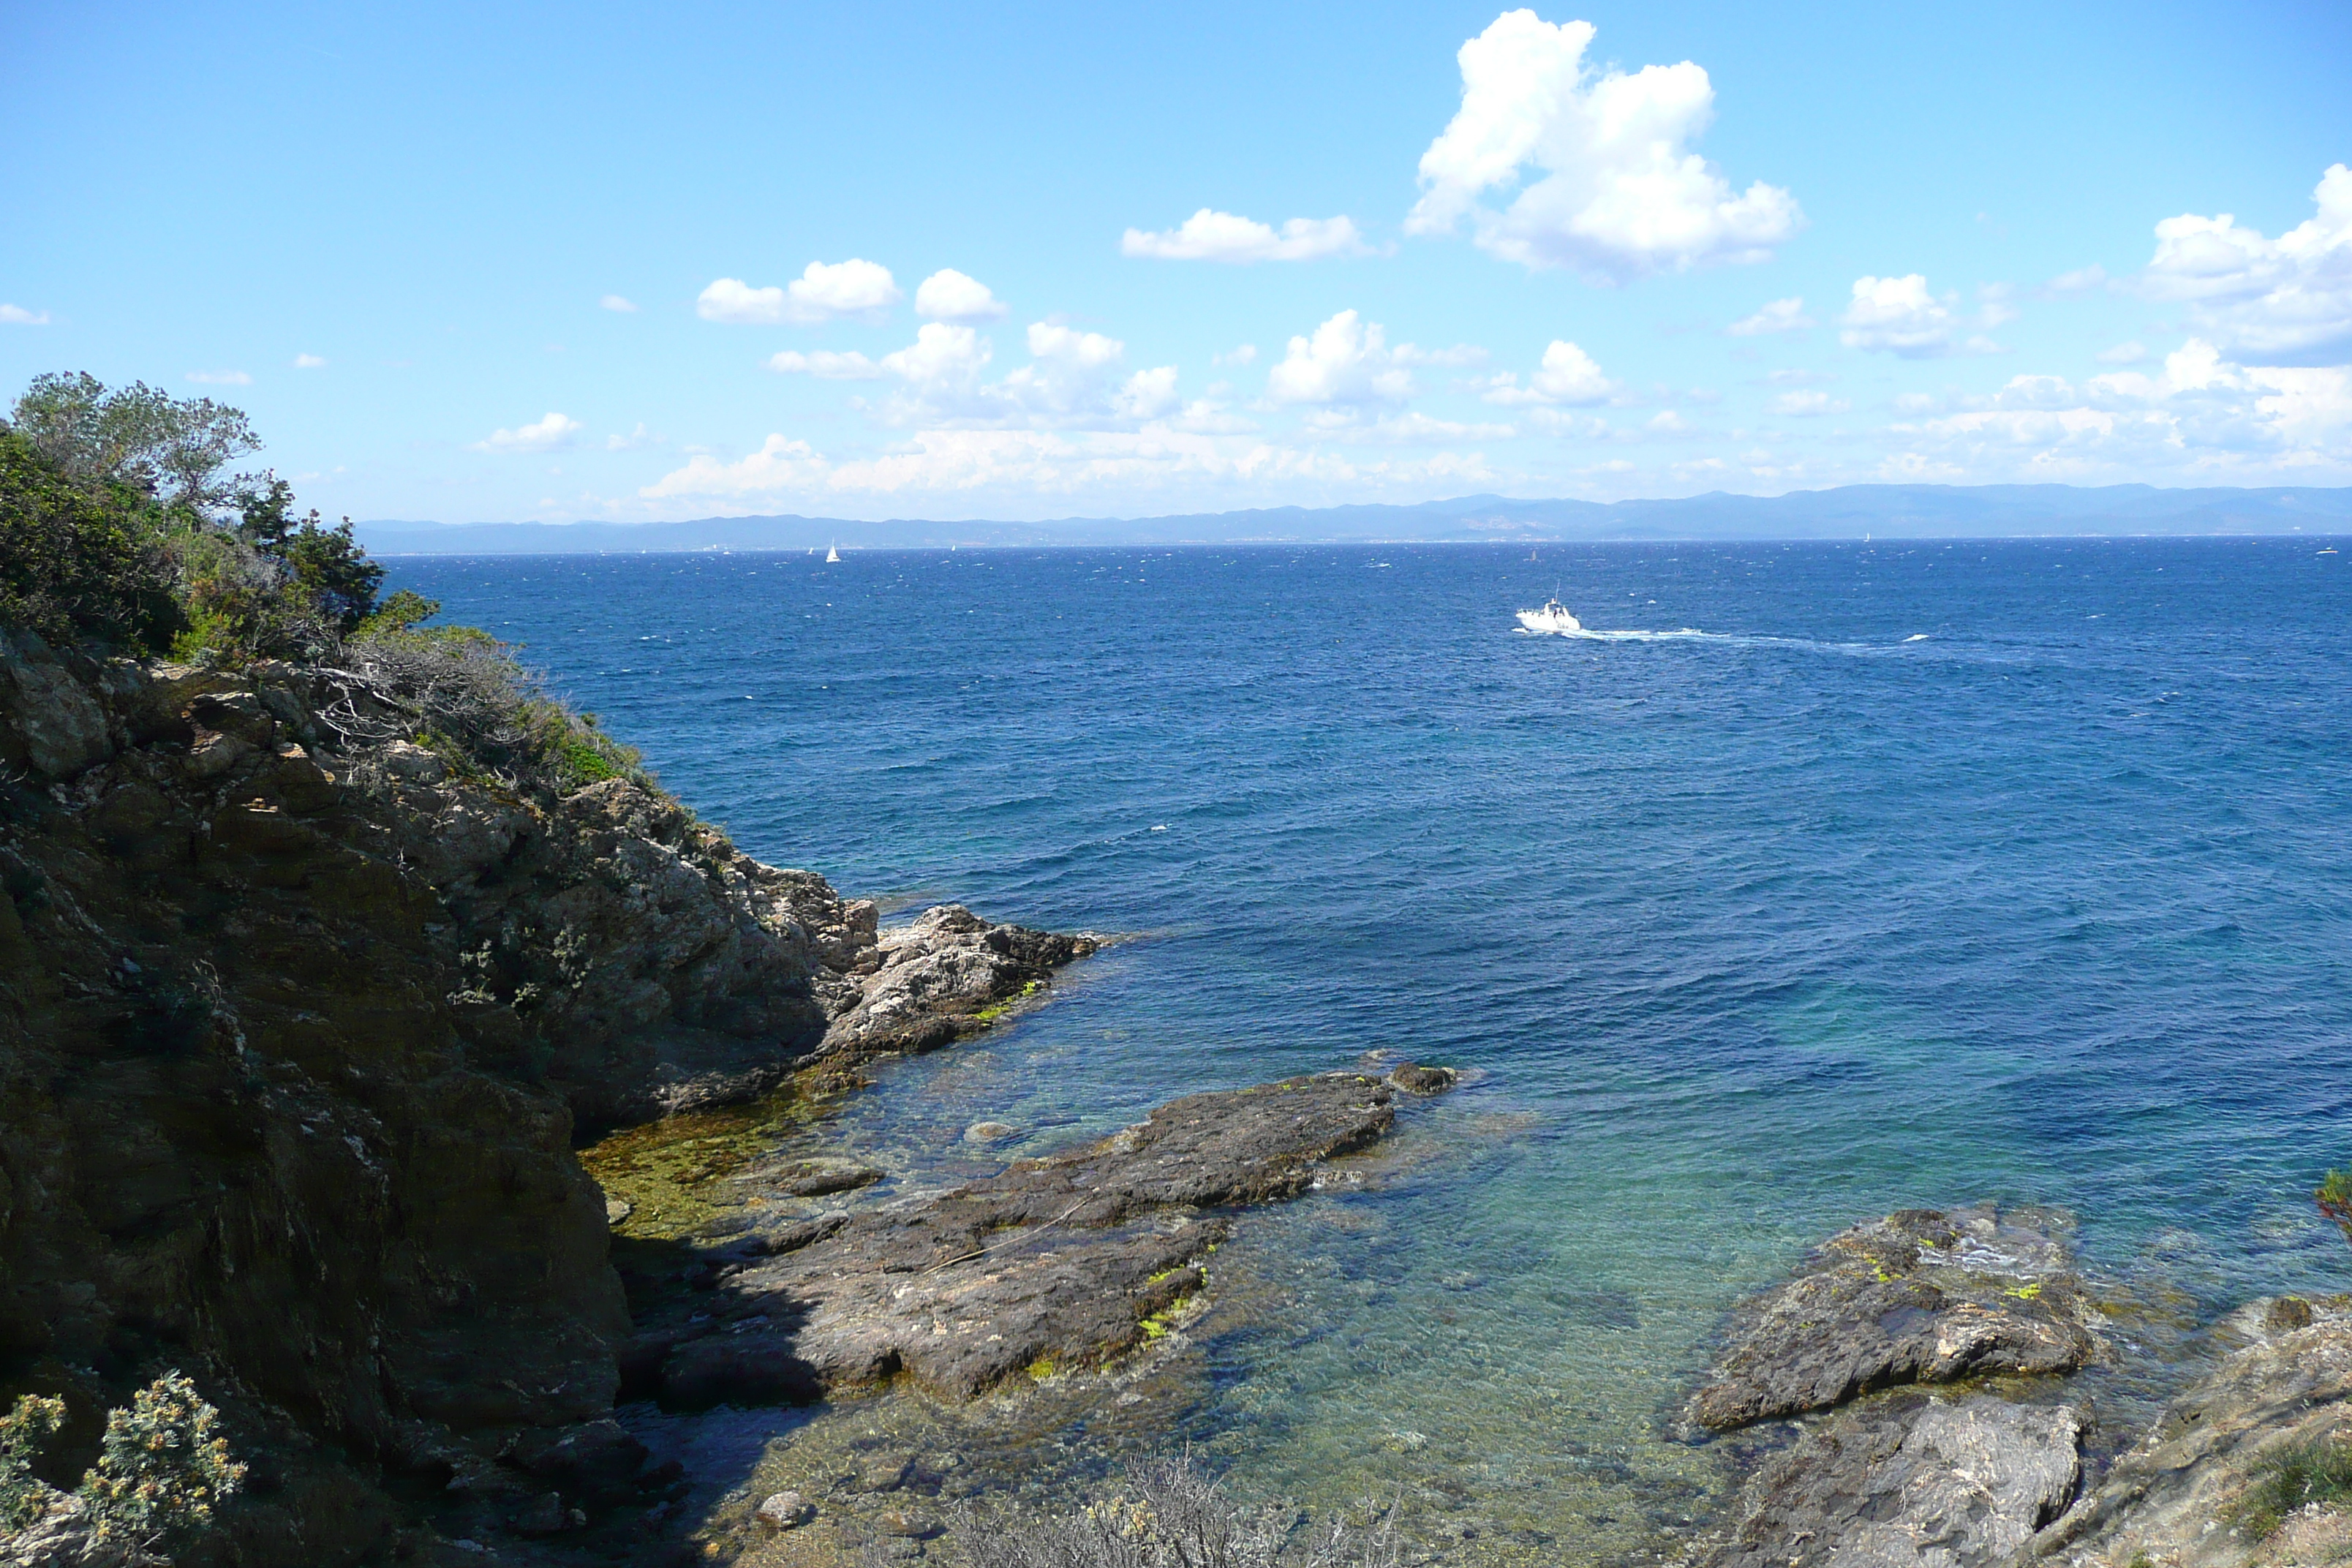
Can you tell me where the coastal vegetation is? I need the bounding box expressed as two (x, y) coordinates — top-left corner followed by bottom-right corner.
(0, 372), (647, 799)
(1, 1373), (245, 1556)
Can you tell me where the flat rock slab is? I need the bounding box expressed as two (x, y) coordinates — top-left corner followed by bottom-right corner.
(2023, 1309), (2352, 1567)
(1693, 1207), (2097, 1430)
(1705, 1392), (2084, 1568)
(654, 1072), (1405, 1405)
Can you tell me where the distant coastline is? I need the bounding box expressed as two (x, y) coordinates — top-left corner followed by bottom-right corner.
(355, 482), (2352, 556)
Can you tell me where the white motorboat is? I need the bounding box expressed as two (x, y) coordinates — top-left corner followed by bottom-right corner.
(1515, 598), (1583, 634)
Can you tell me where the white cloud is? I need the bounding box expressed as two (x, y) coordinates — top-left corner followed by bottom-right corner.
(697, 259), (902, 325)
(796, 319), (1179, 431)
(1111, 364), (1182, 421)
(1303, 410), (1518, 444)
(599, 294), (641, 313)
(473, 412), (583, 453)
(641, 426), (1495, 505)
(641, 434), (828, 497)
(1770, 390), (1850, 416)
(1727, 297), (1814, 336)
(2137, 165), (2352, 366)
(1266, 311), (1414, 404)
(1480, 339), (1615, 405)
(1839, 275), (2002, 358)
(2045, 264), (2108, 295)
(1765, 368), (1834, 385)
(914, 268), (1008, 323)
(0, 304), (51, 325)
(2096, 341), (2148, 365)
(1406, 10), (1801, 281)
(185, 370), (252, 385)
(293, 353), (328, 369)
(1120, 208), (1373, 263)
(1877, 337), (2352, 480)
(1214, 344), (1259, 367)
(1391, 342), (1488, 367)
(769, 348), (889, 380)
(605, 423), (659, 451)
(1978, 283), (2020, 328)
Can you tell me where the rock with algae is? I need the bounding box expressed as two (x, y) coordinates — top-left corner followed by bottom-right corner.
(636, 1071), (1422, 1404)
(1692, 1206), (2100, 1431)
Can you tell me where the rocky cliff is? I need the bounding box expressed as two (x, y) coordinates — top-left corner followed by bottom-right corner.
(0, 630), (1092, 1564)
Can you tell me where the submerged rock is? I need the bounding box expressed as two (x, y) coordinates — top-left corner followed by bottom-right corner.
(1692, 1206), (2098, 1429)
(1704, 1391), (2084, 1568)
(640, 1072), (1401, 1402)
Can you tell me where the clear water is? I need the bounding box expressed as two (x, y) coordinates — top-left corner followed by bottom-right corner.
(389, 540), (2352, 1558)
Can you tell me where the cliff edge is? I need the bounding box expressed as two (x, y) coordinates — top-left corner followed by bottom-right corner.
(0, 628), (1090, 1564)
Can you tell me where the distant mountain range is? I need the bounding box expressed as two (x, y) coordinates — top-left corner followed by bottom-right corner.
(355, 483), (2352, 555)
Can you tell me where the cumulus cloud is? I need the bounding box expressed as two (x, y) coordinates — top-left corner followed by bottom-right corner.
(293, 353), (328, 369)
(1267, 311), (1416, 404)
(599, 294), (641, 313)
(474, 412), (583, 453)
(914, 269), (1008, 323)
(697, 259), (902, 325)
(1770, 390), (1850, 416)
(1406, 10), (1801, 281)
(185, 370), (252, 385)
(1839, 275), (2002, 358)
(769, 349), (889, 380)
(2137, 165), (2352, 366)
(1120, 209), (1373, 263)
(0, 304), (51, 325)
(1879, 336), (2352, 480)
(1480, 339), (1615, 405)
(1727, 297), (1814, 336)
(641, 434), (827, 497)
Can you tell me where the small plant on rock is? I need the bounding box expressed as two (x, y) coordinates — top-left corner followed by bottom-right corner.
(1, 1392), (67, 1530)
(2316, 1169), (2352, 1246)
(0, 1372), (244, 1555)
(2225, 1434), (2352, 1539)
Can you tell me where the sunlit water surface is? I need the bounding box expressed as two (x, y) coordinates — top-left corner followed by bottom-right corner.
(388, 540), (2352, 1560)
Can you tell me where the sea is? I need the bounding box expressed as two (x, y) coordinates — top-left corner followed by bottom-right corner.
(387, 538), (2352, 1559)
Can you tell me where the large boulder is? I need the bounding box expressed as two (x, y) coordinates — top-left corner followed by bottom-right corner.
(1692, 1207), (2099, 1430)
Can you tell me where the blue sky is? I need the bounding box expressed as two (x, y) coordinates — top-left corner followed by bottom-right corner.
(5, 1), (2350, 523)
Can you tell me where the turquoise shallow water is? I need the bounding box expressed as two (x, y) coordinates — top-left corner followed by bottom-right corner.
(391, 538), (2352, 1556)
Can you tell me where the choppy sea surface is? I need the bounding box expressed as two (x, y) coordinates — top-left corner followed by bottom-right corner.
(389, 539), (2352, 1558)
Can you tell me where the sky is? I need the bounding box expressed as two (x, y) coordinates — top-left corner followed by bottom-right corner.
(4, 1), (2351, 524)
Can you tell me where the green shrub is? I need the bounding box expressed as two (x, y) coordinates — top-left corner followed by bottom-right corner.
(0, 1373), (244, 1550)
(1, 1392), (67, 1529)
(0, 430), (183, 650)
(2226, 1436), (2352, 1539)
(77, 1371), (246, 1545)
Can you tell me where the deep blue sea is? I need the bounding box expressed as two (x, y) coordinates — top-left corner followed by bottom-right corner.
(389, 538), (2352, 1554)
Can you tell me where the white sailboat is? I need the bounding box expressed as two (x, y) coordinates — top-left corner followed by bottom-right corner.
(825, 545), (841, 563)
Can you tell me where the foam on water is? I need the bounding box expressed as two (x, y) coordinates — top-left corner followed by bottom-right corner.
(390, 538), (2352, 1561)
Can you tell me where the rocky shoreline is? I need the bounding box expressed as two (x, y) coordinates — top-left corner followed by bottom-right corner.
(1678, 1205), (2352, 1568)
(0, 630), (1460, 1567)
(7, 627), (2348, 1568)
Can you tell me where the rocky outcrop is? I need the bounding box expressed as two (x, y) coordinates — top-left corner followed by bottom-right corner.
(631, 1072), (1409, 1406)
(1692, 1207), (2099, 1431)
(1704, 1392), (2085, 1568)
(0, 629), (1096, 1565)
(2022, 1304), (2352, 1567)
